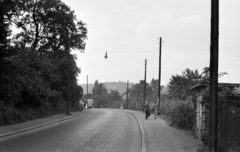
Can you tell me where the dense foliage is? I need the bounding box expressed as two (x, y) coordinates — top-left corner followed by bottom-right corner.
(160, 99), (194, 129)
(81, 79), (165, 110)
(162, 67), (240, 151)
(201, 86), (240, 151)
(126, 79), (166, 110)
(82, 80), (122, 108)
(0, 0), (87, 126)
(168, 68), (202, 100)
(159, 68), (206, 130)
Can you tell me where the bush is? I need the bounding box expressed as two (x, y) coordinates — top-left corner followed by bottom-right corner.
(172, 103), (193, 129)
(200, 131), (208, 146)
(0, 96), (83, 127)
(3, 108), (26, 125)
(160, 99), (194, 129)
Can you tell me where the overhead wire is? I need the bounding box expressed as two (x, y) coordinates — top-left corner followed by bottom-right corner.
(164, 0), (187, 40)
(159, 0), (173, 34)
(83, 0), (239, 64)
(88, 26), (240, 45)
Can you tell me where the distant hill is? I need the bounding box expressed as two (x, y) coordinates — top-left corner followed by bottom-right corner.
(104, 82), (135, 94)
(80, 81), (135, 95)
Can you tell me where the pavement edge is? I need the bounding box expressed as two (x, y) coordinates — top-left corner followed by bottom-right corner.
(0, 110), (94, 139)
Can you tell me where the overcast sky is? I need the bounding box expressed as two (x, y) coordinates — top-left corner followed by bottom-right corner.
(62, 0), (240, 86)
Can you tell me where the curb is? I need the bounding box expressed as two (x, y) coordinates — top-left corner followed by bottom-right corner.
(128, 112), (146, 152)
(0, 110), (94, 139)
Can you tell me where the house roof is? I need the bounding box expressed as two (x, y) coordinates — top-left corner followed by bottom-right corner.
(191, 83), (240, 91)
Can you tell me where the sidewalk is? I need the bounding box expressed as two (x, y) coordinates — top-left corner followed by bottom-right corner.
(125, 110), (202, 152)
(0, 110), (93, 138)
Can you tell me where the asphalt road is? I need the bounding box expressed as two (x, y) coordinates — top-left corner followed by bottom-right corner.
(0, 109), (141, 152)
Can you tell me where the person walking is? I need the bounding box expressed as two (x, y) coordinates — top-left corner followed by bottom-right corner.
(142, 100), (150, 119)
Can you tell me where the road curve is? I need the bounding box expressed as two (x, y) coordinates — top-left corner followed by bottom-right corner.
(0, 109), (141, 152)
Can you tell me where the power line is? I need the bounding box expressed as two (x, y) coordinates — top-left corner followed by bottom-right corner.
(164, 0), (187, 40)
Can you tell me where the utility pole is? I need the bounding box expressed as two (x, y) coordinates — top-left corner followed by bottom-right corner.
(86, 75), (88, 107)
(209, 0), (219, 151)
(158, 37), (162, 113)
(66, 51), (71, 115)
(99, 86), (102, 108)
(87, 75), (88, 96)
(143, 59), (147, 103)
(127, 80), (129, 109)
(66, 72), (70, 114)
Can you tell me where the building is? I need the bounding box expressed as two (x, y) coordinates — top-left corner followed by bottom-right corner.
(191, 83), (240, 138)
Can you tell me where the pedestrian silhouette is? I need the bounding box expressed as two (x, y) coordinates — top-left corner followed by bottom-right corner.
(142, 100), (150, 119)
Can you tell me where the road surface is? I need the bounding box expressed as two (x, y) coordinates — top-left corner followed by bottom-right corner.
(0, 109), (141, 152)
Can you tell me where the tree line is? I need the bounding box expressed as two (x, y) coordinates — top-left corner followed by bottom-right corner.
(0, 0), (87, 126)
(82, 68), (204, 109)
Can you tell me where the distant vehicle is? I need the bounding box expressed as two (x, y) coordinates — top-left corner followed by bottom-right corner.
(87, 99), (94, 108)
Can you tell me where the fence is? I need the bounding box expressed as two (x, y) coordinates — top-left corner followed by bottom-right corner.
(218, 96), (240, 152)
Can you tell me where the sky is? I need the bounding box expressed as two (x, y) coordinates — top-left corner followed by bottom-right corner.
(62, 0), (240, 86)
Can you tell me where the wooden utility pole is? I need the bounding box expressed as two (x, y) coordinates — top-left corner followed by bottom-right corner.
(87, 75), (88, 96)
(99, 86), (101, 107)
(209, 43), (213, 151)
(143, 59), (147, 103)
(209, 0), (219, 151)
(158, 37), (162, 112)
(66, 52), (71, 115)
(66, 39), (71, 115)
(127, 80), (129, 109)
(66, 71), (70, 114)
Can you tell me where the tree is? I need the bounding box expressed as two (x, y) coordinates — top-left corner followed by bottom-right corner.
(201, 67), (228, 83)
(168, 68), (202, 100)
(0, 0), (13, 51)
(92, 80), (108, 107)
(129, 81), (152, 109)
(147, 78), (165, 102)
(108, 90), (121, 108)
(0, 0), (88, 126)
(167, 67), (229, 100)
(6, 0), (87, 53)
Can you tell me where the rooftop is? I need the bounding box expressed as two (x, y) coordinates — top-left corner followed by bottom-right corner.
(191, 83), (240, 91)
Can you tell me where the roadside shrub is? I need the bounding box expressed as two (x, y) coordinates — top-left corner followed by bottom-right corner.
(200, 131), (208, 146)
(37, 102), (54, 117)
(0, 91), (82, 126)
(54, 98), (67, 113)
(160, 99), (176, 117)
(3, 108), (25, 125)
(172, 103), (193, 129)
(160, 99), (194, 130)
